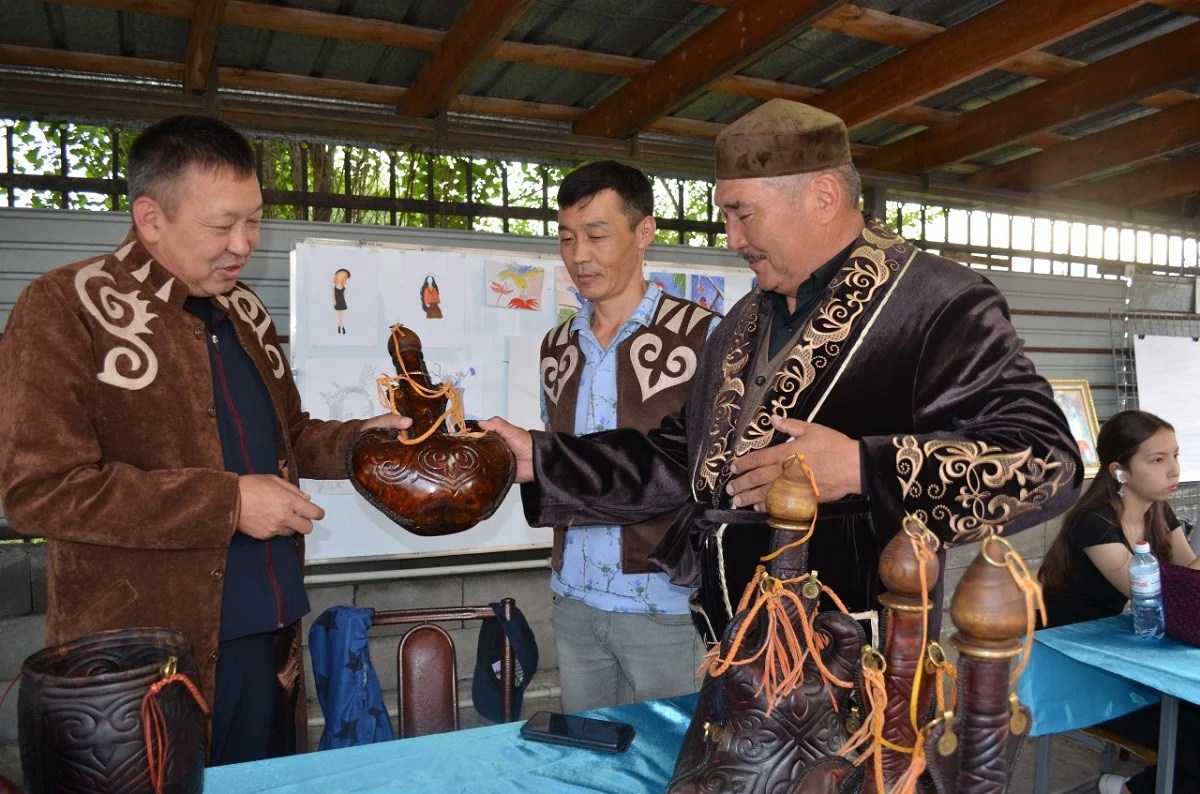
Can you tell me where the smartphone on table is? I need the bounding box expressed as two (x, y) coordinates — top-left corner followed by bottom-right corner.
(518, 710), (636, 753)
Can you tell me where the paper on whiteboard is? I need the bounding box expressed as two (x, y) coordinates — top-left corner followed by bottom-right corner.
(301, 356), (389, 495)
(303, 246), (380, 348)
(379, 250), (466, 350)
(427, 360), (484, 420)
(507, 334), (545, 430)
(1133, 334), (1200, 482)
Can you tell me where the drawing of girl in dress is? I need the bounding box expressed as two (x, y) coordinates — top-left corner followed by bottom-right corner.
(332, 268), (351, 334)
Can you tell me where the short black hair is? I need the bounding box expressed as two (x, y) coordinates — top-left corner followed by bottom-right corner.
(557, 160), (654, 229)
(127, 115), (256, 214)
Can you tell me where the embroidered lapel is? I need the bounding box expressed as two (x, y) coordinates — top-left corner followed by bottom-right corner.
(695, 217), (915, 503)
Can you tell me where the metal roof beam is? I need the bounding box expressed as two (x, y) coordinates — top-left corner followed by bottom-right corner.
(397, 0), (534, 119)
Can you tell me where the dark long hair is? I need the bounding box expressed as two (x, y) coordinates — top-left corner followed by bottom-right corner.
(420, 275), (439, 311)
(1040, 410), (1175, 591)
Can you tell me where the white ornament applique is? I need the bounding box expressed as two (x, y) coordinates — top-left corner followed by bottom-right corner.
(630, 333), (697, 400)
(215, 287), (285, 378)
(540, 346), (578, 405)
(74, 260), (160, 391)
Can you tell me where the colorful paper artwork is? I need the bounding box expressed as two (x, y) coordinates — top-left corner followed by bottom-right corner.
(649, 271), (688, 299)
(690, 274), (726, 315)
(555, 267), (583, 324)
(379, 251), (466, 350)
(486, 260), (545, 311)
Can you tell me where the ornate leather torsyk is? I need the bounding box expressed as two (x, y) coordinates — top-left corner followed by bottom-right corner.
(667, 457), (864, 794)
(348, 324), (516, 536)
(922, 535), (1035, 794)
(15, 628), (207, 794)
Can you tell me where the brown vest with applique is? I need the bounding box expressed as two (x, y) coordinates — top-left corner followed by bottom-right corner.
(541, 293), (714, 574)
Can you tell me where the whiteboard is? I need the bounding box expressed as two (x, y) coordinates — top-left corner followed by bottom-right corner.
(290, 237), (756, 562)
(1133, 334), (1200, 483)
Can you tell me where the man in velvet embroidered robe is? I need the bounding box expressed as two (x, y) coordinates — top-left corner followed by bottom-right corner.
(482, 100), (1082, 644)
(0, 116), (408, 764)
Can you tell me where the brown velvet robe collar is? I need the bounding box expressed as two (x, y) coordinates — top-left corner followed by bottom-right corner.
(110, 227), (194, 308)
(694, 215), (919, 503)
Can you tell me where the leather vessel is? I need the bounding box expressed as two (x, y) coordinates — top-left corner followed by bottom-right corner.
(348, 324), (516, 536)
(666, 458), (865, 794)
(16, 628), (206, 794)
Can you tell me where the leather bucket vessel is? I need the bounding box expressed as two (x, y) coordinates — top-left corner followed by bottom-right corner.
(15, 628), (207, 794)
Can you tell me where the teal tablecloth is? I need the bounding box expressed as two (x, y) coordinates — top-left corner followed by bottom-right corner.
(1016, 613), (1200, 736)
(204, 694), (698, 793)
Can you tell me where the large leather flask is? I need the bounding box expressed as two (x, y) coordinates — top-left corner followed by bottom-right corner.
(347, 324), (516, 536)
(16, 628), (207, 794)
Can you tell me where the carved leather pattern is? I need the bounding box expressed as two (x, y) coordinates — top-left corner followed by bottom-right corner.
(876, 610), (933, 787)
(924, 655), (1027, 794)
(667, 609), (864, 794)
(17, 633), (206, 794)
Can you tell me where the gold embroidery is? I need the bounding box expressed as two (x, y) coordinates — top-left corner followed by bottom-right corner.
(894, 436), (1074, 544)
(736, 230), (901, 456)
(694, 217), (908, 498)
(697, 296), (760, 494)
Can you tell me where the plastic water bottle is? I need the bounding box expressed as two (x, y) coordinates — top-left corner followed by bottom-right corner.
(1129, 541), (1165, 640)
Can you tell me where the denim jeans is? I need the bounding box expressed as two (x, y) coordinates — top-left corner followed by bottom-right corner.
(553, 593), (704, 713)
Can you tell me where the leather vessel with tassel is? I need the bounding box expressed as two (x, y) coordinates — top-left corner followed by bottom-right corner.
(347, 324), (516, 536)
(666, 456), (865, 794)
(14, 628), (206, 794)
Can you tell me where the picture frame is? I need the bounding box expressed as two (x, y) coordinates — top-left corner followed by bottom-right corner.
(1049, 379), (1102, 478)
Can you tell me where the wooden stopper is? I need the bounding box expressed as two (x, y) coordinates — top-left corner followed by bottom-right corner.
(766, 455), (818, 532)
(878, 522), (940, 604)
(949, 538), (1027, 657)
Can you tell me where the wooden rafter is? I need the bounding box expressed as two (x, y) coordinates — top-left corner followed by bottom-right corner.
(39, 0), (1196, 141)
(183, 0), (227, 94)
(860, 22), (1200, 174)
(808, 0), (1144, 129)
(571, 0), (847, 139)
(967, 100), (1200, 191)
(1058, 153), (1200, 206)
(397, 0), (533, 118)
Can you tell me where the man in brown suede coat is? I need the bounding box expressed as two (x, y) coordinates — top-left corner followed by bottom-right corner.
(0, 115), (407, 764)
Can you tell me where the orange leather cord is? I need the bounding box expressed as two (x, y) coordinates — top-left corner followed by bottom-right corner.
(705, 568), (853, 716)
(375, 326), (470, 445)
(140, 672), (209, 794)
(840, 647), (887, 794)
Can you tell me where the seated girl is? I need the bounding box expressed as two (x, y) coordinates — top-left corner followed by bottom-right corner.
(1040, 409), (1195, 794)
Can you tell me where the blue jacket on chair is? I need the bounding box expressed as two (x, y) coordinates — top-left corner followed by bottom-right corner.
(309, 605), (395, 749)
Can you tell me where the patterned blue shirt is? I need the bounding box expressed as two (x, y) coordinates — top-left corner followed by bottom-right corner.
(541, 282), (714, 614)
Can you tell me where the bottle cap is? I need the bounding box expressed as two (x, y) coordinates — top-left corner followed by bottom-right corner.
(1134, 541), (1151, 553)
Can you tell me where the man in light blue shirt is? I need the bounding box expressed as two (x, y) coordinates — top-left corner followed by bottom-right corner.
(538, 161), (716, 711)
